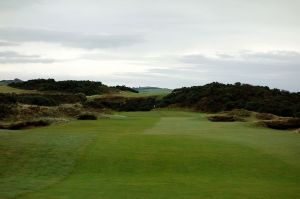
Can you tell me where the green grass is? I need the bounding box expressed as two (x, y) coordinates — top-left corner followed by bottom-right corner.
(0, 111), (299, 199)
(137, 88), (171, 94)
(0, 85), (36, 94)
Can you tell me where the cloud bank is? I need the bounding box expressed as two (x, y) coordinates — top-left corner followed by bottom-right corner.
(0, 51), (55, 64)
(0, 27), (143, 49)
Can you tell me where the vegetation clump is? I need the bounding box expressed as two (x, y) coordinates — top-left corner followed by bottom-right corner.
(77, 113), (98, 120)
(0, 104), (16, 120)
(256, 113), (278, 120)
(207, 114), (244, 122)
(260, 118), (300, 130)
(222, 109), (251, 117)
(85, 96), (157, 111)
(207, 109), (251, 122)
(9, 79), (111, 95)
(0, 93), (87, 107)
(159, 82), (300, 117)
(0, 120), (51, 130)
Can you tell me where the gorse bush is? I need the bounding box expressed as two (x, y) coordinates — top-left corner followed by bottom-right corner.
(0, 120), (51, 130)
(85, 96), (157, 111)
(18, 95), (58, 106)
(0, 93), (86, 106)
(77, 113), (97, 120)
(260, 118), (300, 130)
(159, 82), (300, 117)
(0, 93), (17, 104)
(9, 79), (110, 95)
(0, 104), (15, 120)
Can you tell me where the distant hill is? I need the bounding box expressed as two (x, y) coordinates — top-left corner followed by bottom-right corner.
(133, 87), (172, 94)
(159, 82), (300, 117)
(0, 79), (23, 85)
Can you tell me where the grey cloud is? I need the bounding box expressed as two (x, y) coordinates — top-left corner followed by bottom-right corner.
(0, 51), (55, 64)
(0, 0), (42, 10)
(0, 27), (144, 49)
(0, 41), (19, 46)
(181, 51), (300, 68)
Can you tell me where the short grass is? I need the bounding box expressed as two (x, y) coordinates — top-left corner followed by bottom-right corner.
(0, 85), (36, 94)
(0, 111), (299, 199)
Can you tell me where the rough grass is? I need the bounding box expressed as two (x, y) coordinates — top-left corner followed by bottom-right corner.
(0, 86), (36, 94)
(0, 111), (299, 199)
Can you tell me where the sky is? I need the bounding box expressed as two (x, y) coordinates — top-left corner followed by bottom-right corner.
(0, 0), (299, 91)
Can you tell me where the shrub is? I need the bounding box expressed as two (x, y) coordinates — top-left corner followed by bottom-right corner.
(17, 95), (58, 106)
(10, 79), (110, 95)
(261, 118), (300, 130)
(0, 120), (51, 130)
(15, 93), (86, 106)
(84, 96), (157, 112)
(0, 93), (17, 104)
(224, 109), (251, 117)
(77, 113), (97, 120)
(0, 104), (15, 119)
(159, 82), (300, 117)
(256, 113), (277, 120)
(207, 114), (244, 122)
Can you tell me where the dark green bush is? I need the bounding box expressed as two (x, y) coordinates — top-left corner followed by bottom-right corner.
(261, 118), (300, 130)
(0, 120), (51, 130)
(256, 113), (277, 120)
(159, 82), (300, 117)
(0, 93), (17, 104)
(0, 104), (15, 119)
(207, 114), (244, 122)
(85, 96), (157, 111)
(10, 79), (110, 95)
(77, 114), (97, 120)
(18, 95), (58, 106)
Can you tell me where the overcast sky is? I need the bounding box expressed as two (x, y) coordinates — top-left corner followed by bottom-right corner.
(0, 0), (299, 91)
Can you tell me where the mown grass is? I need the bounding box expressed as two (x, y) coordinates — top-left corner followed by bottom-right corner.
(0, 111), (299, 199)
